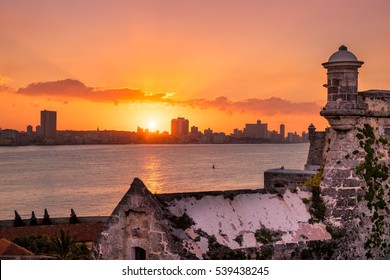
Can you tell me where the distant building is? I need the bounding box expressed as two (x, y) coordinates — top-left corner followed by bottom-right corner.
(171, 117), (189, 137)
(231, 128), (243, 138)
(269, 130), (279, 142)
(40, 110), (57, 138)
(279, 124), (285, 142)
(0, 129), (20, 145)
(26, 125), (33, 134)
(190, 126), (199, 135)
(243, 120), (268, 139)
(213, 132), (227, 144)
(189, 126), (202, 143)
(36, 125), (41, 135)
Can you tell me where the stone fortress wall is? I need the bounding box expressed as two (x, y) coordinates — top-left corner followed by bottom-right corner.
(91, 45), (390, 259)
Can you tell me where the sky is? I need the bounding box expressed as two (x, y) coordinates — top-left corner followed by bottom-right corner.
(1, 0), (390, 134)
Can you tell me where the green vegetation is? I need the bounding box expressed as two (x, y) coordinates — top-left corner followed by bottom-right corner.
(301, 198), (310, 205)
(203, 235), (247, 260)
(13, 235), (54, 255)
(233, 234), (243, 246)
(170, 212), (195, 230)
(355, 124), (390, 259)
(258, 245), (274, 259)
(298, 241), (336, 260)
(255, 228), (272, 244)
(13, 230), (90, 259)
(303, 167), (326, 223)
(308, 186), (326, 223)
(304, 166), (323, 187)
(51, 229), (89, 259)
(254, 228), (282, 244)
(195, 228), (209, 238)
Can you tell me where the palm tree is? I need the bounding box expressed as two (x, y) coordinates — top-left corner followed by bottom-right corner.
(51, 229), (76, 260)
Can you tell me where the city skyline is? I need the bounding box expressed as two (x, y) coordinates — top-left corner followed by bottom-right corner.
(1, 109), (310, 145)
(2, 1), (390, 134)
(10, 110), (308, 139)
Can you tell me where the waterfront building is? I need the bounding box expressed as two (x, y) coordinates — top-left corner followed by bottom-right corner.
(170, 117), (189, 137)
(269, 130), (279, 142)
(243, 120), (268, 139)
(26, 125), (33, 135)
(40, 110), (57, 138)
(279, 124), (285, 142)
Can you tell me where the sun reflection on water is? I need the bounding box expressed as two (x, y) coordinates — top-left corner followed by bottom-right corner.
(142, 154), (163, 194)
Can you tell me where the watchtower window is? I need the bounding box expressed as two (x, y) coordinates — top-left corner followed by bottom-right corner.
(331, 78), (340, 86)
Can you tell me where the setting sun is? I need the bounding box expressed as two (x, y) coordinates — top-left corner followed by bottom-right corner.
(148, 120), (158, 132)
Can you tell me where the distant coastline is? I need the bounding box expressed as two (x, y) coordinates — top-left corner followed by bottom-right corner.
(0, 129), (308, 146)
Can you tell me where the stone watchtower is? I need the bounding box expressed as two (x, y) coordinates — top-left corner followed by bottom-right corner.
(322, 45), (364, 105)
(319, 46), (390, 259)
(321, 46), (365, 131)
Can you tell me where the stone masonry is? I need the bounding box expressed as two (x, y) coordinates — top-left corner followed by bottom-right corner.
(320, 46), (390, 259)
(91, 45), (390, 259)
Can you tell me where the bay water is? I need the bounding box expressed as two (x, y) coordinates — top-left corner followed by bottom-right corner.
(0, 144), (309, 219)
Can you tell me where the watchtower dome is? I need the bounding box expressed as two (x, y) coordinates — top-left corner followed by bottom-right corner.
(322, 45), (364, 106)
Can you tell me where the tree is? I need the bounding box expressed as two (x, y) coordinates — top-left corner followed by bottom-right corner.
(51, 229), (76, 260)
(50, 229), (90, 259)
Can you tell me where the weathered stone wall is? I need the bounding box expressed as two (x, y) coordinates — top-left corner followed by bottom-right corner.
(264, 169), (315, 194)
(90, 179), (183, 260)
(305, 131), (327, 171)
(321, 93), (390, 259)
(91, 178), (332, 260)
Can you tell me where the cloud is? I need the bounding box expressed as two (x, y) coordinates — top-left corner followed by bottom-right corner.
(185, 96), (320, 116)
(16, 78), (320, 116)
(17, 79), (173, 104)
(0, 75), (11, 86)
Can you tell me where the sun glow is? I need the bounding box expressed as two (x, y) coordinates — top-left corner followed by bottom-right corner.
(147, 119), (157, 131)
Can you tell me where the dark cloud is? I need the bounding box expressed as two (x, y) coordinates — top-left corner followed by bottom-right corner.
(17, 79), (172, 104)
(185, 96), (320, 115)
(16, 79), (320, 115)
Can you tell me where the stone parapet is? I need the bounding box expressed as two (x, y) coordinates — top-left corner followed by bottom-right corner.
(264, 168), (315, 194)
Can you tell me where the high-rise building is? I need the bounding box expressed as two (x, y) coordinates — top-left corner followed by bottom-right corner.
(171, 117), (189, 137)
(26, 125), (33, 134)
(279, 124), (285, 141)
(243, 120), (268, 139)
(40, 110), (57, 138)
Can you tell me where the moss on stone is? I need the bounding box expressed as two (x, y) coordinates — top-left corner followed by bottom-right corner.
(254, 228), (282, 244)
(301, 198), (310, 205)
(304, 166), (323, 187)
(255, 228), (273, 244)
(298, 240), (336, 260)
(355, 123), (390, 259)
(233, 234), (243, 246)
(308, 186), (326, 223)
(203, 235), (247, 260)
(170, 212), (195, 230)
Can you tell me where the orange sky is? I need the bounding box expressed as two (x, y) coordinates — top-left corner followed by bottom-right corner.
(1, 0), (390, 134)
